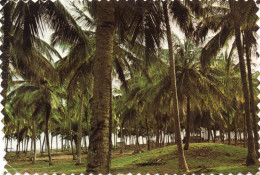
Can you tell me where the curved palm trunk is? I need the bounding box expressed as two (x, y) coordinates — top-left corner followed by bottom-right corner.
(184, 96), (190, 150)
(45, 103), (52, 166)
(86, 1), (115, 174)
(245, 34), (259, 157)
(163, 2), (189, 172)
(230, 0), (257, 165)
(76, 94), (84, 165)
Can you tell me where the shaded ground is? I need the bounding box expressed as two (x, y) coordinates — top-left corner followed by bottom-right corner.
(5, 143), (259, 175)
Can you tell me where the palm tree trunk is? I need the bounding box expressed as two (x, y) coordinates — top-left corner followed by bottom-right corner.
(107, 81), (113, 170)
(207, 126), (211, 143)
(86, 110), (89, 153)
(163, 2), (189, 171)
(184, 96), (190, 150)
(76, 94), (84, 165)
(234, 123), (238, 146)
(244, 114), (247, 148)
(228, 116), (231, 145)
(156, 123), (160, 148)
(25, 137), (29, 156)
(6, 137), (9, 153)
(87, 1), (114, 174)
(213, 129), (216, 143)
(16, 121), (20, 156)
(45, 103), (52, 166)
(230, 0), (257, 165)
(68, 101), (76, 160)
(32, 119), (36, 164)
(120, 124), (123, 154)
(245, 34), (259, 157)
(145, 115), (150, 151)
(134, 119), (141, 153)
(41, 136), (45, 154)
(51, 134), (53, 150)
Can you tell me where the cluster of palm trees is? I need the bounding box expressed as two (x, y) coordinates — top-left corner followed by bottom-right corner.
(2, 0), (259, 173)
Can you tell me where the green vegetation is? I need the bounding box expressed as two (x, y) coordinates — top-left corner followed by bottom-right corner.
(6, 144), (258, 174)
(1, 0), (259, 174)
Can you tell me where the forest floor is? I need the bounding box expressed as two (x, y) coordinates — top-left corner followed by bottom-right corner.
(4, 143), (259, 175)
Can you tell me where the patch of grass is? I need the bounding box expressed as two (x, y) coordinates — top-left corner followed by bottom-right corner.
(111, 143), (258, 174)
(5, 143), (259, 174)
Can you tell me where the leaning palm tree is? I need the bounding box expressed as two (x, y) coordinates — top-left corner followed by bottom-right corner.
(163, 1), (189, 171)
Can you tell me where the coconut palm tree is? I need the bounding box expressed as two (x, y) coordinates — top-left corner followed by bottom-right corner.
(196, 0), (258, 165)
(229, 0), (257, 166)
(244, 28), (259, 157)
(163, 2), (189, 171)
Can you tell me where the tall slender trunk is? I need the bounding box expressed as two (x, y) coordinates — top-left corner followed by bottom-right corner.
(25, 137), (29, 156)
(30, 137), (33, 160)
(21, 139), (24, 152)
(207, 126), (211, 143)
(234, 124), (238, 146)
(230, 0), (257, 165)
(228, 116), (231, 145)
(68, 99), (76, 160)
(120, 124), (123, 154)
(86, 110), (89, 153)
(41, 136), (45, 154)
(6, 137), (8, 153)
(145, 115), (150, 151)
(51, 134), (53, 150)
(245, 32), (259, 157)
(184, 96), (190, 150)
(156, 122), (160, 148)
(76, 94), (84, 165)
(45, 103), (52, 166)
(134, 114), (141, 153)
(32, 120), (36, 163)
(107, 81), (113, 170)
(163, 2), (189, 171)
(244, 114), (247, 148)
(16, 121), (20, 156)
(213, 129), (216, 143)
(219, 129), (222, 143)
(87, 1), (114, 174)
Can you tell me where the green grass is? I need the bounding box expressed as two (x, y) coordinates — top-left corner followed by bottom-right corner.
(5, 143), (259, 174)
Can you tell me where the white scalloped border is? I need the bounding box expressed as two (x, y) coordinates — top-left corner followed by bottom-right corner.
(0, 0), (259, 175)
